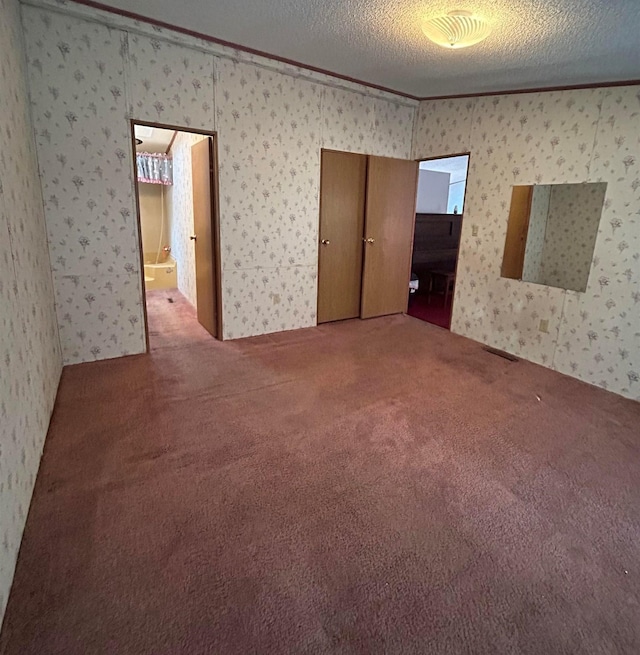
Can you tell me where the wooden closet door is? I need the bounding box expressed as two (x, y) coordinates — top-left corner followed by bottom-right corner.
(360, 155), (419, 319)
(317, 150), (367, 323)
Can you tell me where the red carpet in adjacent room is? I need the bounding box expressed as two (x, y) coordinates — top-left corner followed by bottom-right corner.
(2, 289), (640, 654)
(407, 293), (452, 329)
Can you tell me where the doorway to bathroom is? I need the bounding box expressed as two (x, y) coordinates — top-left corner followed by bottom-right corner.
(407, 154), (469, 330)
(131, 121), (222, 348)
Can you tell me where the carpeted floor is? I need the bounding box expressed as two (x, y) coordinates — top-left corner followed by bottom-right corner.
(2, 289), (640, 654)
(407, 293), (453, 329)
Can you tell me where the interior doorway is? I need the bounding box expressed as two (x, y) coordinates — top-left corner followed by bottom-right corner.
(131, 121), (223, 348)
(407, 154), (469, 330)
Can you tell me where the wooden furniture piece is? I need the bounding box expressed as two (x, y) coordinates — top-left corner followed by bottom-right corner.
(411, 213), (462, 275)
(426, 269), (456, 305)
(317, 150), (418, 323)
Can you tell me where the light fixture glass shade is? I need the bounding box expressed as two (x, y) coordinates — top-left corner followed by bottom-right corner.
(422, 10), (491, 49)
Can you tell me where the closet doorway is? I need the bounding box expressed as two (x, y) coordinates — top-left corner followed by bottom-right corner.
(317, 150), (418, 324)
(407, 154), (469, 330)
(131, 121), (223, 348)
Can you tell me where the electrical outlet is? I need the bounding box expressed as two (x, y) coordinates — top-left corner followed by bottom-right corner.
(539, 319), (549, 334)
(471, 225), (479, 237)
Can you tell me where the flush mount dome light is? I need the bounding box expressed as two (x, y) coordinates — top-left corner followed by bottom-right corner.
(422, 10), (491, 49)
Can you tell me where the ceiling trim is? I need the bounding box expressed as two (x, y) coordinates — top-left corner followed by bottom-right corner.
(67, 0), (421, 100)
(418, 78), (640, 102)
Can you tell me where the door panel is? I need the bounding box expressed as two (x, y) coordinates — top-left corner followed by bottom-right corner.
(501, 185), (533, 279)
(360, 155), (419, 319)
(317, 150), (367, 323)
(192, 137), (217, 337)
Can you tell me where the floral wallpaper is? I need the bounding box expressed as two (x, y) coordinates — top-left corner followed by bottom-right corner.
(554, 86), (640, 398)
(538, 183), (607, 292)
(22, 8), (146, 364)
(127, 33), (215, 131)
(22, 0), (417, 350)
(414, 87), (640, 401)
(522, 185), (551, 282)
(0, 0), (61, 624)
(165, 131), (207, 307)
(216, 59), (323, 337)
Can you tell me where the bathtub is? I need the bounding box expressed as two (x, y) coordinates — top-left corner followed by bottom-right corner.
(144, 256), (178, 290)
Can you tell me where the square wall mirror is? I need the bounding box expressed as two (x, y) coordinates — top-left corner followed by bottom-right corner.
(501, 182), (607, 293)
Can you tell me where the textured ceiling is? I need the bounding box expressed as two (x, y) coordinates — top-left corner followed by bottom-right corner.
(134, 125), (174, 153)
(90, 0), (640, 97)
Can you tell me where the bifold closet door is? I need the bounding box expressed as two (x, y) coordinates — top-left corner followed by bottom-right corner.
(317, 150), (367, 323)
(360, 155), (419, 319)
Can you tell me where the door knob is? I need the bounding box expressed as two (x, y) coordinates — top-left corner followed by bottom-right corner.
(190, 235), (197, 241)
(321, 239), (330, 245)
(363, 237), (375, 244)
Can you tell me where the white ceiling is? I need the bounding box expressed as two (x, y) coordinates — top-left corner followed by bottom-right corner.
(420, 155), (469, 183)
(134, 125), (175, 153)
(93, 0), (640, 97)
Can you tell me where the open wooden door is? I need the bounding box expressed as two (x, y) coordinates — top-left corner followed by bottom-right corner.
(501, 185), (533, 280)
(360, 155), (418, 319)
(191, 137), (218, 337)
(317, 150), (367, 323)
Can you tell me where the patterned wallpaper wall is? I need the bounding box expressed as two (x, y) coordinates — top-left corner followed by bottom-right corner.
(165, 131), (207, 307)
(23, 9), (146, 364)
(0, 0), (62, 625)
(522, 185), (551, 282)
(21, 0), (417, 354)
(539, 183), (606, 291)
(413, 88), (640, 401)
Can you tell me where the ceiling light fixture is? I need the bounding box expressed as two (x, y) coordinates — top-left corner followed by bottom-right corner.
(422, 10), (491, 49)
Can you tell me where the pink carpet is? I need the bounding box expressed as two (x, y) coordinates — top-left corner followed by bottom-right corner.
(407, 293), (453, 329)
(1, 289), (640, 654)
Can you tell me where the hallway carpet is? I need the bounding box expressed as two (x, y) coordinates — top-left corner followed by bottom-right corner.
(2, 290), (640, 654)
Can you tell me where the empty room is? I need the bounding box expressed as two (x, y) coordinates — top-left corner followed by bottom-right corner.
(1, 0), (639, 653)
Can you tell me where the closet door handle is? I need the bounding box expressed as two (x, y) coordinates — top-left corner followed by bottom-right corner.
(190, 235), (197, 241)
(363, 237), (375, 244)
(321, 239), (330, 245)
